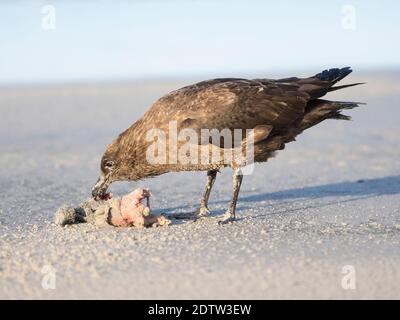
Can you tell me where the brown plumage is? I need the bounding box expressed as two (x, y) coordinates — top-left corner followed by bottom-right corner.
(92, 67), (364, 223)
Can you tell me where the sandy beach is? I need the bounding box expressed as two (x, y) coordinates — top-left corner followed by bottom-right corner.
(1, 72), (400, 299)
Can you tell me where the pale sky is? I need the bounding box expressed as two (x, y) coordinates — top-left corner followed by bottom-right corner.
(0, 0), (399, 84)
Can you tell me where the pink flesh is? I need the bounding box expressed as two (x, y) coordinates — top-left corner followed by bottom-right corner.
(120, 189), (150, 223)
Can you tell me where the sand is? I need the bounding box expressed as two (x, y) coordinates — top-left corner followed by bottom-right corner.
(1, 73), (400, 299)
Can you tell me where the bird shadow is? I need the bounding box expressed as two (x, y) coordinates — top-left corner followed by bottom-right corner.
(160, 175), (400, 220)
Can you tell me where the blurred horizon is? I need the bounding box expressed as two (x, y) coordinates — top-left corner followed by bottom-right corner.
(1, 0), (400, 85)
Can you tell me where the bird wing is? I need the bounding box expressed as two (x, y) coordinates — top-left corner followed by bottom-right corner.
(119, 68), (360, 155)
(143, 68), (359, 147)
(161, 79), (311, 143)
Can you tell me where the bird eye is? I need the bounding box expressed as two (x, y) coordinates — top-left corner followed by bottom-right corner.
(102, 160), (114, 170)
(105, 161), (114, 168)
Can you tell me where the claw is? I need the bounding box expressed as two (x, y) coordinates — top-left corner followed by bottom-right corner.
(194, 206), (210, 221)
(218, 211), (235, 225)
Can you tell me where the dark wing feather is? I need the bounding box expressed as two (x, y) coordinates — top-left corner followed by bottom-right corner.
(140, 68), (357, 147)
(163, 79), (309, 133)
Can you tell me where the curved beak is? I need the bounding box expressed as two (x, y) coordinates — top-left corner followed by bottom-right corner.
(91, 174), (111, 200)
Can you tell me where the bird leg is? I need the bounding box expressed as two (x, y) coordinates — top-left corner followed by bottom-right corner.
(219, 168), (243, 224)
(195, 170), (218, 219)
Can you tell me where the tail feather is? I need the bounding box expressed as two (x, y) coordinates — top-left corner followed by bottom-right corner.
(315, 67), (353, 85)
(300, 66), (364, 99)
(328, 82), (365, 92)
(297, 67), (364, 131)
(299, 100), (364, 131)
